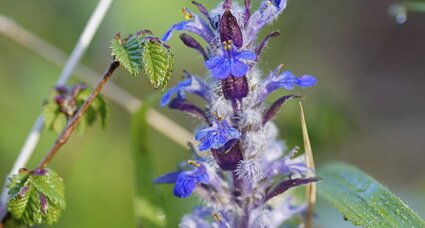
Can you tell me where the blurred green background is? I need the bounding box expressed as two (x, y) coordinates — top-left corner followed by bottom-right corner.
(0, 0), (424, 227)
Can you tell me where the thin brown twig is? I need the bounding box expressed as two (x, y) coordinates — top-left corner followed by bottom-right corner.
(38, 61), (120, 169)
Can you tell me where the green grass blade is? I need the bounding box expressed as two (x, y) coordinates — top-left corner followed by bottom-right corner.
(318, 163), (425, 227)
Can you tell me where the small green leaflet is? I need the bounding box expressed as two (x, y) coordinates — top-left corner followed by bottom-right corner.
(76, 89), (108, 130)
(141, 38), (174, 89)
(110, 31), (174, 90)
(111, 33), (143, 76)
(42, 85), (108, 134)
(8, 168), (66, 226)
(318, 163), (425, 228)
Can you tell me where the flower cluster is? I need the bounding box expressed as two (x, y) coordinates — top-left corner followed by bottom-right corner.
(155, 0), (318, 227)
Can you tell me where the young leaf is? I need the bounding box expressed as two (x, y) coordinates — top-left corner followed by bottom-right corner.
(110, 32), (174, 89)
(7, 169), (66, 226)
(141, 38), (174, 90)
(111, 33), (143, 76)
(42, 85), (108, 134)
(42, 98), (67, 134)
(76, 89), (108, 129)
(318, 163), (425, 228)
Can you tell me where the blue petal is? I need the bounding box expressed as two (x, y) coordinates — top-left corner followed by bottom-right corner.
(174, 175), (197, 198)
(154, 171), (181, 184)
(197, 140), (212, 151)
(235, 51), (257, 61)
(194, 166), (209, 184)
(162, 21), (190, 42)
(230, 58), (249, 77)
(273, 0), (287, 9)
(297, 75), (317, 87)
(160, 87), (178, 107)
(160, 76), (205, 107)
(205, 57), (231, 79)
(195, 120), (241, 151)
(173, 166), (209, 198)
(204, 56), (222, 69)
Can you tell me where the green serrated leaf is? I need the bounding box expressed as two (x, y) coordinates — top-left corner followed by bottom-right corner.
(42, 100), (60, 131)
(31, 170), (66, 209)
(42, 96), (67, 135)
(8, 169), (66, 226)
(8, 170), (31, 197)
(89, 92), (108, 128)
(111, 34), (143, 76)
(77, 87), (108, 130)
(318, 163), (425, 228)
(141, 39), (174, 90)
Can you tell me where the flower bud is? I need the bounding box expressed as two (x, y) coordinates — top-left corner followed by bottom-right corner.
(221, 76), (249, 100)
(220, 10), (243, 48)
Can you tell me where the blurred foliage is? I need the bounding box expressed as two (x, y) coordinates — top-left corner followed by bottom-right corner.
(318, 163), (425, 227)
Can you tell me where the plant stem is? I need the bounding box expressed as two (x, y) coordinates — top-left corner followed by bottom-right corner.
(37, 61), (119, 169)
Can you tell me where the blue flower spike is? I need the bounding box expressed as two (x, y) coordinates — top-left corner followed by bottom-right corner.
(195, 118), (241, 151)
(156, 1), (322, 226)
(173, 161), (209, 198)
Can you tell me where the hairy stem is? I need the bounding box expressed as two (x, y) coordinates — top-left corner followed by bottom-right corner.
(37, 61), (119, 169)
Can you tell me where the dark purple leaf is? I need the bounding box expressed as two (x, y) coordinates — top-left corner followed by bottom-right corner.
(179, 34), (208, 60)
(191, 1), (212, 23)
(265, 177), (320, 202)
(263, 94), (302, 125)
(211, 140), (243, 171)
(256, 31), (281, 59)
(169, 98), (209, 124)
(243, 0), (251, 25)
